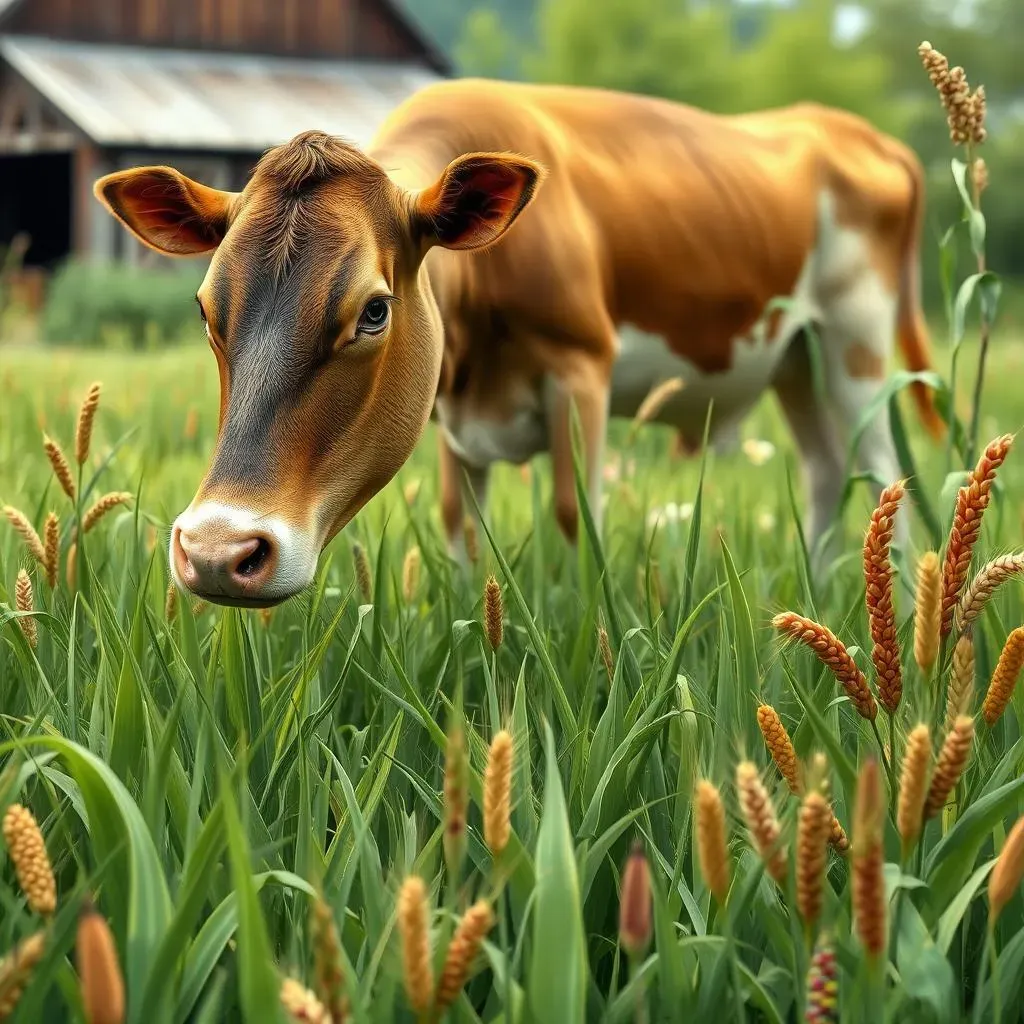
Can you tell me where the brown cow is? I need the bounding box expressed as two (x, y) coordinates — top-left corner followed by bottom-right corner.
(93, 78), (942, 607)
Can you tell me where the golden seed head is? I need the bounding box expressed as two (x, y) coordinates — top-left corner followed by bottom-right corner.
(756, 704), (802, 795)
(925, 715), (975, 819)
(43, 434), (76, 501)
(0, 930), (47, 1019)
(946, 635), (976, 733)
(828, 812), (850, 855)
(43, 512), (59, 589)
(182, 406), (199, 442)
(351, 542), (372, 604)
(2, 803), (56, 916)
(618, 840), (652, 957)
(165, 581), (178, 623)
(14, 569), (38, 649)
(914, 551), (942, 672)
(83, 493), (133, 533)
(66, 541), (78, 592)
(258, 606), (273, 629)
(397, 875), (433, 1014)
(75, 382), (102, 465)
(483, 574), (503, 650)
(897, 725), (932, 855)
(4, 505), (46, 565)
(631, 376), (685, 435)
(402, 545), (421, 604)
(862, 481), (905, 713)
(311, 895), (348, 1024)
(982, 627), (1024, 727)
(972, 156), (989, 194)
(483, 729), (514, 857)
(941, 434), (1014, 636)
(76, 902), (126, 1024)
(773, 612), (877, 721)
(279, 977), (332, 1023)
(435, 900), (495, 1011)
(443, 724), (468, 880)
(695, 780), (730, 904)
(853, 759), (887, 958)
(597, 623), (614, 683)
(956, 553), (1024, 634)
(463, 516), (479, 565)
(796, 790), (832, 932)
(735, 760), (787, 884)
(989, 814), (1024, 926)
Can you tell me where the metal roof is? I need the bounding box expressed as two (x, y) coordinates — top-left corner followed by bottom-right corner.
(0, 35), (443, 151)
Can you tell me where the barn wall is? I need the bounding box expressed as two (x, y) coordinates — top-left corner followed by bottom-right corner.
(2, 0), (435, 65)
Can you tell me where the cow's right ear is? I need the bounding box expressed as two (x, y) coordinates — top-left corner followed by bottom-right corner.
(93, 167), (238, 256)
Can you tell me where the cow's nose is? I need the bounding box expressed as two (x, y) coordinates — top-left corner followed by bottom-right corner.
(171, 521), (277, 601)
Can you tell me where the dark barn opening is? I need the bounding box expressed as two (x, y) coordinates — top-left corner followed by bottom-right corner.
(0, 152), (72, 267)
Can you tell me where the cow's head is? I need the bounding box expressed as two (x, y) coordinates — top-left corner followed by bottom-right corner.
(94, 130), (541, 607)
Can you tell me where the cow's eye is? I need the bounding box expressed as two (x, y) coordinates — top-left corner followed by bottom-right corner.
(196, 298), (207, 322)
(358, 297), (391, 334)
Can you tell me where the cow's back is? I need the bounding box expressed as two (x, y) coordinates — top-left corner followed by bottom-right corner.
(370, 80), (911, 369)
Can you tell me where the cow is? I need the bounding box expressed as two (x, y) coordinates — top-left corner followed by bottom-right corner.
(92, 77), (943, 608)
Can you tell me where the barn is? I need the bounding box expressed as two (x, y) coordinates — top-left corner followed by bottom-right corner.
(0, 0), (448, 281)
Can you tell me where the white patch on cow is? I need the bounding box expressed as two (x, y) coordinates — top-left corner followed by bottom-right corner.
(609, 248), (819, 445)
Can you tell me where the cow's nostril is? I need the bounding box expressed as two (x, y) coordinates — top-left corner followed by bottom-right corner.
(235, 537), (272, 579)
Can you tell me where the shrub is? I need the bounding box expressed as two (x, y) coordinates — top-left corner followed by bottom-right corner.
(41, 258), (206, 349)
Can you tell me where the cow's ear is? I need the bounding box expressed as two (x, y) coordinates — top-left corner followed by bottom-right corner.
(413, 152), (543, 252)
(94, 166), (237, 255)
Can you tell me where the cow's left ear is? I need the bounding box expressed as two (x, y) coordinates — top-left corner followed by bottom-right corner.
(414, 152), (544, 252)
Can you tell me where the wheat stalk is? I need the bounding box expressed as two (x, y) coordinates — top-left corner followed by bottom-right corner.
(982, 626), (1024, 727)
(940, 434), (1013, 636)
(925, 715), (975, 819)
(863, 482), (905, 713)
(853, 759), (886, 958)
(695, 780), (730, 904)
(773, 612), (878, 721)
(897, 725), (932, 858)
(4, 505), (46, 565)
(14, 568), (38, 649)
(75, 382), (102, 465)
(956, 552), (1024, 634)
(914, 551), (942, 672)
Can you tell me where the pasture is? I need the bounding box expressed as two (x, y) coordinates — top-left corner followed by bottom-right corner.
(2, 316), (1024, 1024)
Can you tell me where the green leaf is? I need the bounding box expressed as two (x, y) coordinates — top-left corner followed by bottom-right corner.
(528, 722), (588, 1024)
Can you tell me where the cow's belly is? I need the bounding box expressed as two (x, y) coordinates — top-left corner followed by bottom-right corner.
(609, 328), (786, 434)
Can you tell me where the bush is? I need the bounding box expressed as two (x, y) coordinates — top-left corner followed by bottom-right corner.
(41, 259), (206, 349)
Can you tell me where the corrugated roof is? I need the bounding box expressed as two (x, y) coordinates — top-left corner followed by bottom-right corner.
(0, 35), (442, 151)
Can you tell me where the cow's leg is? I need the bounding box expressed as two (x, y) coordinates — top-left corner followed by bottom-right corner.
(817, 282), (908, 548)
(545, 362), (610, 544)
(438, 432), (490, 570)
(772, 335), (847, 571)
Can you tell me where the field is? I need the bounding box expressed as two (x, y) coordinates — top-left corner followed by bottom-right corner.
(2, 318), (1024, 1024)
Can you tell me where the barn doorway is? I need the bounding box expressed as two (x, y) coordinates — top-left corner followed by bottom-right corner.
(0, 152), (72, 268)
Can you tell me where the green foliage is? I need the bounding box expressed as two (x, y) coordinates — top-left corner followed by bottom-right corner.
(41, 260), (206, 349)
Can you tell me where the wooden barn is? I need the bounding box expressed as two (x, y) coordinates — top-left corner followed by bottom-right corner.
(0, 0), (448, 278)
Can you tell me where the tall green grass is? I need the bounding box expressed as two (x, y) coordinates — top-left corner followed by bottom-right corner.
(3, 64), (1024, 1021)
(0, 323), (1022, 1022)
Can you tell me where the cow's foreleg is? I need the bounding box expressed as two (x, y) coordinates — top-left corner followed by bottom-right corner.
(545, 366), (610, 545)
(438, 432), (490, 571)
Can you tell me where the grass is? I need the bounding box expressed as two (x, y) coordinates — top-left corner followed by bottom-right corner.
(1, 322), (1023, 1023)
